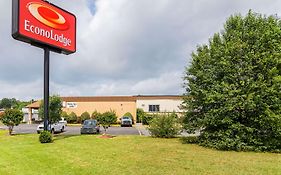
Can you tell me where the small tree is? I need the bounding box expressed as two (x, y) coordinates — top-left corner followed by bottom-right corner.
(81, 111), (90, 123)
(91, 110), (102, 119)
(148, 113), (181, 138)
(0, 109), (23, 135)
(39, 95), (62, 124)
(97, 110), (117, 134)
(68, 112), (77, 124)
(136, 108), (145, 123)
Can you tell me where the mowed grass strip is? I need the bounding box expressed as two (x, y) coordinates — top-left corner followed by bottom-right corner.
(0, 130), (280, 175)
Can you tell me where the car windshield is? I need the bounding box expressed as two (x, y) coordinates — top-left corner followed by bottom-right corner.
(123, 117), (130, 119)
(83, 120), (96, 125)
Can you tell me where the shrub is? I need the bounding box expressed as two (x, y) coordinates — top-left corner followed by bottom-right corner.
(39, 131), (52, 143)
(123, 112), (134, 124)
(136, 108), (145, 123)
(148, 113), (181, 138)
(142, 114), (153, 125)
(91, 110), (101, 119)
(61, 111), (68, 120)
(180, 136), (198, 144)
(81, 111), (90, 123)
(67, 112), (77, 124)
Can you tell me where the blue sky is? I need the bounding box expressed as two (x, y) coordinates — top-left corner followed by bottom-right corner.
(1, 0), (281, 100)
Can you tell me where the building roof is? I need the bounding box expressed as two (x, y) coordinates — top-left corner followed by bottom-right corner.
(26, 101), (41, 108)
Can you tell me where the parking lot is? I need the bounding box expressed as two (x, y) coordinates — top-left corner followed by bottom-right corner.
(1, 124), (140, 135)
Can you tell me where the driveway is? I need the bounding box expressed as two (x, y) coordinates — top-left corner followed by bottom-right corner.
(7, 124), (140, 135)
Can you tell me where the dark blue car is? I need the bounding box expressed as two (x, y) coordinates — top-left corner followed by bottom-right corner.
(80, 119), (100, 134)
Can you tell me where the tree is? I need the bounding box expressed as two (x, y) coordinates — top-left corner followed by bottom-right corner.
(39, 95), (62, 124)
(67, 112), (77, 124)
(0, 98), (17, 109)
(0, 109), (23, 135)
(183, 11), (281, 152)
(80, 111), (90, 123)
(136, 108), (145, 123)
(97, 110), (117, 134)
(91, 110), (102, 119)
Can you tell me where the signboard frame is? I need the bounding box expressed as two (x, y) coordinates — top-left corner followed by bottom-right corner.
(12, 0), (76, 54)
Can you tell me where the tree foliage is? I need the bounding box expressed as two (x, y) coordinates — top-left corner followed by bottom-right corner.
(0, 109), (23, 135)
(97, 110), (117, 134)
(80, 111), (90, 123)
(39, 95), (62, 124)
(183, 11), (281, 152)
(0, 98), (30, 110)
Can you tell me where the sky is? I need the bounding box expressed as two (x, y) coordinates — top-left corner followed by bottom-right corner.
(1, 0), (281, 101)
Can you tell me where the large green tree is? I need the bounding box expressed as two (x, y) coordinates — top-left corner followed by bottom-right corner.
(183, 11), (281, 152)
(39, 95), (62, 124)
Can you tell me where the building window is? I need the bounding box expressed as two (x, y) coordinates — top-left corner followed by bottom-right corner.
(149, 105), (160, 112)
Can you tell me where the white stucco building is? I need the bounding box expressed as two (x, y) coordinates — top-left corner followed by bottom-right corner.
(135, 95), (183, 114)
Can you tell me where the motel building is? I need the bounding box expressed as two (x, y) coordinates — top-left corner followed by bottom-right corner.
(23, 95), (183, 124)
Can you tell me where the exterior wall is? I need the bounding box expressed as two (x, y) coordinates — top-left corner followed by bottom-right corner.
(62, 101), (137, 122)
(136, 99), (183, 113)
(22, 108), (40, 123)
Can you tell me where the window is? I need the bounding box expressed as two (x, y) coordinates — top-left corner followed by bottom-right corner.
(149, 105), (160, 112)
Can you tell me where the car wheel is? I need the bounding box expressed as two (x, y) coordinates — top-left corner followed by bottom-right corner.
(61, 126), (64, 132)
(51, 129), (55, 134)
(37, 131), (40, 134)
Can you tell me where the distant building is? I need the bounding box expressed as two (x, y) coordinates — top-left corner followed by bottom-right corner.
(25, 95), (183, 124)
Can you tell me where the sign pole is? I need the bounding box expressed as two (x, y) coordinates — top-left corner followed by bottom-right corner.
(43, 47), (50, 131)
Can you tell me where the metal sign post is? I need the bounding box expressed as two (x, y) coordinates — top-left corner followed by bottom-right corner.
(43, 48), (50, 131)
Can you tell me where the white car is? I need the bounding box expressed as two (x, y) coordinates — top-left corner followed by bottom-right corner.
(37, 120), (66, 134)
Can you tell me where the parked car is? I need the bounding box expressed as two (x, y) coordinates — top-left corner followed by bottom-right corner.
(120, 116), (132, 127)
(80, 119), (100, 134)
(37, 119), (66, 134)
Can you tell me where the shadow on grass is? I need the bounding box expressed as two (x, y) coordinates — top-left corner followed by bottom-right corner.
(53, 134), (81, 141)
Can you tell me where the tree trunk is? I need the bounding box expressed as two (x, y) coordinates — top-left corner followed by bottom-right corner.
(8, 125), (13, 135)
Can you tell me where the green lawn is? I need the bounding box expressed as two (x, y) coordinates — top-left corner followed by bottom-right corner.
(0, 130), (280, 175)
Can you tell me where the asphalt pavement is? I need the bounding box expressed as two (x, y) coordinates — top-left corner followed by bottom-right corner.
(1, 124), (141, 135)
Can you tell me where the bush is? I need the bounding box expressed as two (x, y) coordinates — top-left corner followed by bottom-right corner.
(61, 111), (68, 120)
(180, 136), (198, 144)
(136, 108), (145, 123)
(142, 114), (153, 125)
(123, 112), (134, 124)
(39, 131), (52, 143)
(67, 112), (77, 124)
(81, 111), (90, 123)
(148, 114), (181, 138)
(91, 111), (101, 119)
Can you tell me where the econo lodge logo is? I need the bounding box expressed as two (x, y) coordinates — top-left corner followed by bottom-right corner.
(23, 2), (72, 47)
(12, 0), (76, 54)
(27, 2), (69, 30)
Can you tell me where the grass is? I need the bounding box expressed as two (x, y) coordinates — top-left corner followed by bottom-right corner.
(0, 130), (280, 175)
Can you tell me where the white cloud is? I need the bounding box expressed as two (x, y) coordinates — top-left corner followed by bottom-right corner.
(1, 0), (281, 100)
